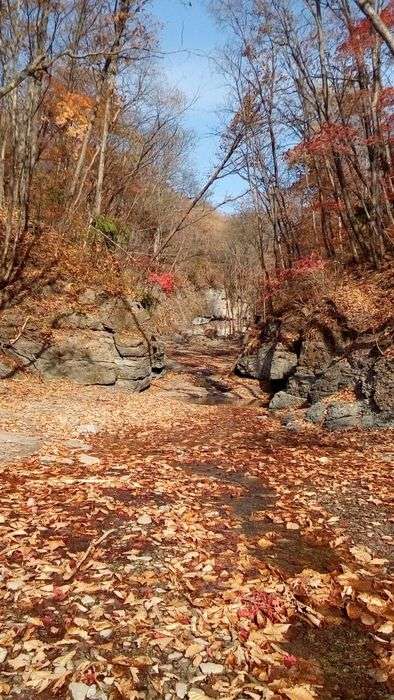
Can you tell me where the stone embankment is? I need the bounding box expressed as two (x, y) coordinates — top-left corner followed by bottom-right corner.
(236, 299), (393, 430)
(0, 289), (165, 391)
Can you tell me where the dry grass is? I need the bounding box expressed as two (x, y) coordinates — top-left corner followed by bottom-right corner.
(151, 283), (206, 335)
(271, 262), (393, 334)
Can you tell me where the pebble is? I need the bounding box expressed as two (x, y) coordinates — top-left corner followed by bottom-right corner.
(81, 595), (96, 607)
(6, 579), (23, 591)
(137, 514), (152, 525)
(99, 628), (113, 640)
(78, 454), (100, 466)
(78, 424), (99, 435)
(175, 682), (188, 698)
(68, 682), (90, 700)
(66, 439), (90, 450)
(200, 662), (224, 675)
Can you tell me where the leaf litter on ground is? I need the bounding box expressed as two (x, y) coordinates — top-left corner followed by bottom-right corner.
(0, 343), (393, 699)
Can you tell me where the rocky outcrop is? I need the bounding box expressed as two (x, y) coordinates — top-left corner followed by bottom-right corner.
(235, 299), (393, 430)
(0, 290), (165, 392)
(268, 344), (298, 381)
(269, 391), (305, 411)
(190, 287), (250, 338)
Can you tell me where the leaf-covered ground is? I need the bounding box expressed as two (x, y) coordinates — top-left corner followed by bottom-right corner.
(0, 339), (393, 700)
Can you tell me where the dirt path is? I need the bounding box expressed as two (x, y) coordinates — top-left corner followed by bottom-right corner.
(0, 339), (392, 700)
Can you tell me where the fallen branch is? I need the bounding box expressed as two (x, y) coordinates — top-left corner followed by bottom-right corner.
(9, 316), (31, 346)
(63, 528), (116, 582)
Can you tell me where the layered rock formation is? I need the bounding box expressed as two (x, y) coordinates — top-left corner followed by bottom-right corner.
(190, 287), (250, 339)
(236, 300), (393, 430)
(0, 289), (165, 391)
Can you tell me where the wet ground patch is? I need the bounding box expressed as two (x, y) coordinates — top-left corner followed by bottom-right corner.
(286, 621), (392, 699)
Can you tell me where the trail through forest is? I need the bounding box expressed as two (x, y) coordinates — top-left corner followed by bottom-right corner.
(0, 339), (392, 700)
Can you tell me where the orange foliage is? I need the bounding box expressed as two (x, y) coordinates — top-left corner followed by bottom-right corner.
(46, 79), (94, 140)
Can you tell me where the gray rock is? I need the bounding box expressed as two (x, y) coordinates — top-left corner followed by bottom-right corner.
(116, 376), (151, 392)
(7, 335), (46, 364)
(0, 431), (41, 463)
(42, 359), (117, 385)
(65, 439), (90, 450)
(114, 335), (146, 358)
(257, 343), (274, 379)
(373, 357), (394, 413)
(53, 312), (105, 332)
(306, 402), (326, 424)
(235, 354), (259, 379)
(36, 332), (119, 385)
(324, 401), (365, 430)
(192, 317), (211, 326)
(269, 391), (305, 410)
(98, 298), (150, 333)
(78, 454), (100, 465)
(309, 359), (356, 403)
(299, 332), (333, 372)
(287, 368), (316, 398)
(115, 357), (151, 381)
(204, 288), (228, 320)
(78, 288), (100, 305)
(81, 595), (96, 607)
(269, 344), (298, 381)
(282, 416), (305, 432)
(0, 362), (11, 378)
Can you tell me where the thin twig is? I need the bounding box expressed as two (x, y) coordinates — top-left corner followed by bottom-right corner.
(63, 528), (116, 582)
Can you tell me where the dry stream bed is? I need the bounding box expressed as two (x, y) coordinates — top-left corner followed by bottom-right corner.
(0, 338), (392, 699)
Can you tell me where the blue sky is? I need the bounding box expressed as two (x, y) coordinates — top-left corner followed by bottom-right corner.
(152, 0), (244, 209)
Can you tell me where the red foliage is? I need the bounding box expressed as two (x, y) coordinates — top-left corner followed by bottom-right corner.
(310, 197), (345, 213)
(341, 1), (394, 55)
(378, 86), (394, 109)
(283, 654), (298, 669)
(148, 271), (176, 295)
(239, 591), (286, 623)
(262, 254), (326, 302)
(287, 122), (358, 162)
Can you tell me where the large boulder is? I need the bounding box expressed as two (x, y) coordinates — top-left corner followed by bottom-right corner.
(204, 289), (228, 319)
(36, 332), (119, 385)
(0, 362), (11, 378)
(269, 392), (305, 410)
(53, 312), (105, 331)
(114, 334), (148, 358)
(324, 401), (367, 431)
(308, 358), (356, 403)
(257, 343), (274, 379)
(0, 291), (166, 392)
(34, 329), (163, 390)
(235, 354), (260, 379)
(306, 401), (326, 424)
(298, 330), (333, 372)
(372, 357), (394, 412)
(99, 297), (149, 333)
(6, 335), (47, 365)
(287, 368), (316, 398)
(268, 343), (297, 381)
